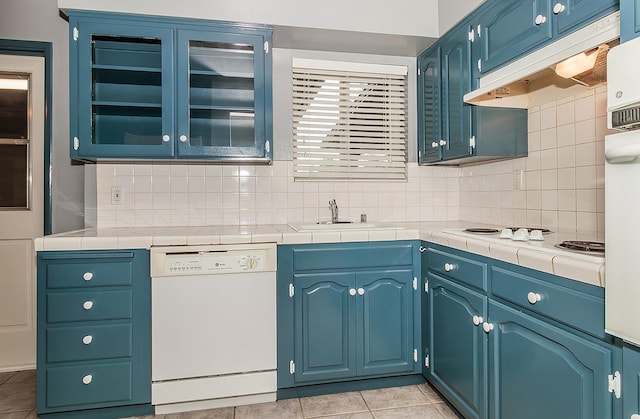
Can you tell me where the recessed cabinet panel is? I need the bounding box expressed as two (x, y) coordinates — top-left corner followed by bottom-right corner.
(417, 48), (442, 164)
(478, 0), (553, 75)
(442, 35), (472, 160)
(621, 0), (640, 42)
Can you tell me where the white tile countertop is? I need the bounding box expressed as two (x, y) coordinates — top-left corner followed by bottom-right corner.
(34, 222), (605, 288)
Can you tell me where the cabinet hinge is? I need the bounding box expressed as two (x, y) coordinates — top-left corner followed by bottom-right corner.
(73, 27), (79, 41)
(413, 349), (418, 363)
(289, 283), (294, 298)
(289, 360), (295, 375)
(73, 136), (79, 151)
(425, 280), (429, 293)
(477, 59), (482, 72)
(413, 277), (418, 291)
(477, 24), (481, 37)
(468, 29), (475, 42)
(425, 354), (430, 368)
(608, 371), (621, 399)
(470, 135), (476, 149)
(264, 41), (269, 53)
(417, 67), (421, 76)
(265, 140), (270, 153)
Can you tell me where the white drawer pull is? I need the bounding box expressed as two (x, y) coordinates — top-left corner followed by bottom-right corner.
(472, 315), (483, 326)
(82, 335), (93, 345)
(444, 263), (455, 272)
(357, 288), (365, 296)
(349, 288), (356, 296)
(482, 322), (494, 333)
(82, 374), (93, 385)
(527, 292), (542, 304)
(82, 301), (94, 310)
(179, 134), (188, 143)
(82, 272), (93, 281)
(162, 134), (170, 142)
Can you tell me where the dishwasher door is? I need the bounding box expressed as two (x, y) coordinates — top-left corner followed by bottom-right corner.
(151, 270), (276, 382)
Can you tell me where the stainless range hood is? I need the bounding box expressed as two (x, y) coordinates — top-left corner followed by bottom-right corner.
(464, 11), (620, 109)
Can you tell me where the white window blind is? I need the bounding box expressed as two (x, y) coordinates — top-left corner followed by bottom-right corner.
(292, 58), (408, 181)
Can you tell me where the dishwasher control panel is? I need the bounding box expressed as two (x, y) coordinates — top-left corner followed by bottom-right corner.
(151, 243), (276, 276)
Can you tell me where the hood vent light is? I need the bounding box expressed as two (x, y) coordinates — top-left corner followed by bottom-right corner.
(554, 44), (610, 87)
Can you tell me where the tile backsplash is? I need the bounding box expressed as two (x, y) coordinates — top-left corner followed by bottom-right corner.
(91, 162), (461, 228)
(459, 86), (613, 239)
(92, 87), (613, 237)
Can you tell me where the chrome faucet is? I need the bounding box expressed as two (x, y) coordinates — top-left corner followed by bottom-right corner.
(329, 199), (338, 223)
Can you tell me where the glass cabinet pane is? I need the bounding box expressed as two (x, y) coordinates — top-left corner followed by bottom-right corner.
(188, 40), (255, 148)
(0, 144), (28, 208)
(91, 35), (163, 146)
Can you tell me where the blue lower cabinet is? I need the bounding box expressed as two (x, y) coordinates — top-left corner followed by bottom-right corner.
(487, 300), (616, 419)
(294, 272), (357, 384)
(37, 250), (152, 418)
(278, 241), (421, 393)
(427, 274), (487, 419)
(424, 242), (620, 419)
(624, 344), (640, 418)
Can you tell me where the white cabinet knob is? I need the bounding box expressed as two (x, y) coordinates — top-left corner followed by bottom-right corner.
(179, 134), (188, 143)
(82, 335), (93, 345)
(349, 288), (356, 296)
(553, 3), (565, 14)
(439, 140), (447, 146)
(82, 301), (93, 310)
(162, 134), (170, 142)
(82, 374), (93, 385)
(534, 14), (547, 25)
(482, 322), (494, 333)
(527, 292), (542, 304)
(630, 414), (640, 419)
(82, 272), (93, 281)
(431, 141), (439, 148)
(444, 263), (455, 272)
(472, 315), (483, 326)
(357, 288), (365, 296)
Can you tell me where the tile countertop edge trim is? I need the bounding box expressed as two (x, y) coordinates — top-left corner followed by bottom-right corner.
(34, 226), (604, 288)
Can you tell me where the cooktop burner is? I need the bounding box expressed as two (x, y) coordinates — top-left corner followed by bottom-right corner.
(464, 228), (501, 234)
(555, 241), (605, 254)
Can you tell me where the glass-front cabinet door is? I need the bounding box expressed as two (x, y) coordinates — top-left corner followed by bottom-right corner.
(175, 30), (270, 161)
(73, 21), (175, 159)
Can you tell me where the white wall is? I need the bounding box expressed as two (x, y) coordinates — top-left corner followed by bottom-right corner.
(0, 0), (85, 233)
(57, 0), (441, 38)
(438, 0), (486, 35)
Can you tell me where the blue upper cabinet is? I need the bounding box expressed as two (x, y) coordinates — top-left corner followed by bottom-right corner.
(417, 48), (442, 164)
(621, 0), (640, 42)
(477, 0), (618, 74)
(67, 11), (272, 162)
(477, 0), (553, 75)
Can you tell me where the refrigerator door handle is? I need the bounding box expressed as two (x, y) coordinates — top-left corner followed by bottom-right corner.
(605, 143), (640, 164)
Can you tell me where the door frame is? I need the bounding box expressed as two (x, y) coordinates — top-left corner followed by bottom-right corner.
(0, 39), (52, 235)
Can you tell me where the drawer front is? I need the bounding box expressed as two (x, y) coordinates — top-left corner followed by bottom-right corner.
(47, 290), (132, 323)
(46, 324), (132, 363)
(292, 242), (414, 271)
(45, 362), (133, 408)
(46, 260), (133, 289)
(427, 247), (488, 291)
(491, 266), (605, 338)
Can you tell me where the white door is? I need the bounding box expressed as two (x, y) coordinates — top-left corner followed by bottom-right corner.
(0, 54), (44, 370)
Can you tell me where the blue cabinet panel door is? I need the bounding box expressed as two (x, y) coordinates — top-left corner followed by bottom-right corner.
(621, 0), (640, 42)
(417, 48), (443, 164)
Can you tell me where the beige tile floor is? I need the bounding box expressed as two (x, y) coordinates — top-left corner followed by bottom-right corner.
(0, 370), (460, 419)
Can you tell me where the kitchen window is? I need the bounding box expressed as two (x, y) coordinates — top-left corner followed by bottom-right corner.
(292, 58), (408, 181)
(0, 74), (30, 209)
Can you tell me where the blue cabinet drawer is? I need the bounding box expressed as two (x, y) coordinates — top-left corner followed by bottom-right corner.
(292, 242), (414, 271)
(46, 324), (133, 363)
(491, 266), (605, 338)
(45, 259), (133, 289)
(427, 247), (488, 291)
(46, 290), (133, 323)
(45, 362), (133, 408)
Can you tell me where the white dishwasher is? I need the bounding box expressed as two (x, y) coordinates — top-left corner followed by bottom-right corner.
(150, 243), (277, 414)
